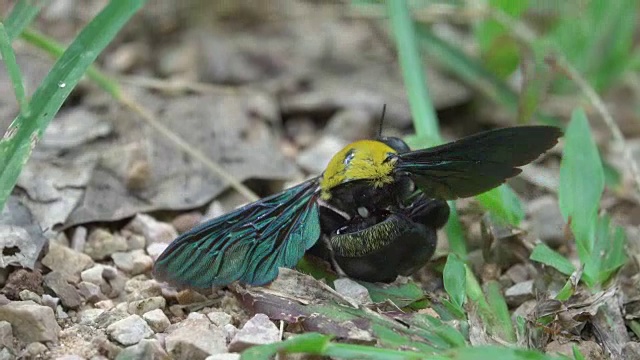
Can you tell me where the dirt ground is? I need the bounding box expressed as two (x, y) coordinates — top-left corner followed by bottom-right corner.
(0, 1), (639, 359)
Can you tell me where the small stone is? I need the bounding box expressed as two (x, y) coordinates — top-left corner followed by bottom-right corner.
(1, 269), (43, 300)
(285, 117), (317, 147)
(169, 305), (185, 318)
(126, 233), (146, 251)
(44, 271), (82, 309)
(223, 324), (238, 343)
(324, 108), (373, 142)
(115, 302), (129, 313)
(78, 308), (105, 326)
(511, 300), (536, 322)
(176, 289), (207, 305)
(94, 309), (130, 329)
(54, 355), (85, 360)
(142, 309), (170, 333)
(128, 297), (166, 316)
(125, 214), (178, 245)
(106, 272), (127, 298)
(80, 265), (125, 298)
(0, 347), (13, 360)
(0, 321), (13, 349)
(165, 317), (227, 359)
(228, 313), (280, 352)
(70, 226), (87, 253)
(0, 225), (45, 269)
(206, 354), (241, 360)
(187, 312), (208, 321)
(622, 341), (640, 360)
(41, 294), (59, 311)
(19, 290), (42, 304)
(26, 341), (47, 356)
(115, 338), (169, 360)
(56, 305), (68, 320)
(92, 334), (122, 359)
(0, 300), (61, 342)
(102, 266), (119, 280)
(77, 281), (105, 303)
(95, 300), (115, 310)
(146, 243), (169, 261)
(297, 136), (349, 174)
(333, 278), (372, 305)
(546, 340), (604, 360)
(504, 264), (531, 284)
(106, 314), (154, 346)
(80, 265), (108, 286)
(112, 250), (153, 275)
(84, 229), (128, 260)
(160, 285), (178, 302)
(504, 280), (535, 307)
(528, 196), (566, 248)
(207, 311), (232, 327)
(172, 212), (202, 233)
(124, 279), (162, 302)
(42, 241), (94, 283)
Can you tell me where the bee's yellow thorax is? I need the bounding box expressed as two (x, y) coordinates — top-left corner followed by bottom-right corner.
(319, 140), (397, 200)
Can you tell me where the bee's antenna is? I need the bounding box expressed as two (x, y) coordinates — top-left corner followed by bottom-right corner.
(377, 104), (387, 138)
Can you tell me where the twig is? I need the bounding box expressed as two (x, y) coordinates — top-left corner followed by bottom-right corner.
(119, 93), (260, 202)
(119, 75), (240, 95)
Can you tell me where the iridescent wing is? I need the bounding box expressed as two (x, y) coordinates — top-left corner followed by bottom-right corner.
(394, 126), (562, 199)
(153, 178), (321, 289)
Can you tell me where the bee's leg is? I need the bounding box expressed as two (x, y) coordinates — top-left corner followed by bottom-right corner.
(321, 236), (349, 278)
(407, 195), (450, 229)
(305, 205), (349, 277)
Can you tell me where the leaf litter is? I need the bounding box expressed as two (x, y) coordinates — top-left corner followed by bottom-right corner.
(0, 0), (638, 359)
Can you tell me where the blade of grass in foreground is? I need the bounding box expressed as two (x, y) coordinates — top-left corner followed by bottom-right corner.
(241, 331), (564, 360)
(386, 0), (441, 143)
(0, 23), (28, 116)
(0, 0), (146, 211)
(2, 0), (45, 40)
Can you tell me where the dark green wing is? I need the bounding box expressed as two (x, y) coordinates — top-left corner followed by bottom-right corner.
(153, 178), (321, 289)
(394, 126), (562, 199)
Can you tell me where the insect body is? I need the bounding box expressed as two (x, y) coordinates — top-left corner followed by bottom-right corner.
(153, 126), (562, 289)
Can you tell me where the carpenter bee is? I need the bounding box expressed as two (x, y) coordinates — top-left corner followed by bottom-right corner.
(153, 125), (562, 288)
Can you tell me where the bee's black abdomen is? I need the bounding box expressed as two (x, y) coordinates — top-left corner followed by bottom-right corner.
(328, 197), (448, 283)
(332, 214), (438, 282)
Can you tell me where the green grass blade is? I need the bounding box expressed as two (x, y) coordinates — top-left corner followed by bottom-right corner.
(476, 184), (525, 226)
(2, 0), (45, 40)
(20, 28), (121, 97)
(443, 253), (466, 311)
(558, 108), (604, 286)
(416, 25), (561, 127)
(242, 331), (562, 360)
(0, 23), (28, 116)
(0, 0), (146, 211)
(592, 215), (626, 285)
(530, 243), (575, 276)
(445, 203), (468, 258)
(386, 0), (440, 142)
(486, 280), (516, 343)
(417, 25), (518, 113)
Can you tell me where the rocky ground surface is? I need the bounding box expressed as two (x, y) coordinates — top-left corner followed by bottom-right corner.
(0, 212), (282, 359)
(1, 1), (640, 359)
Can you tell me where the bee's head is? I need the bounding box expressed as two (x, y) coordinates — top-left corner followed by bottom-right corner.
(377, 136), (410, 154)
